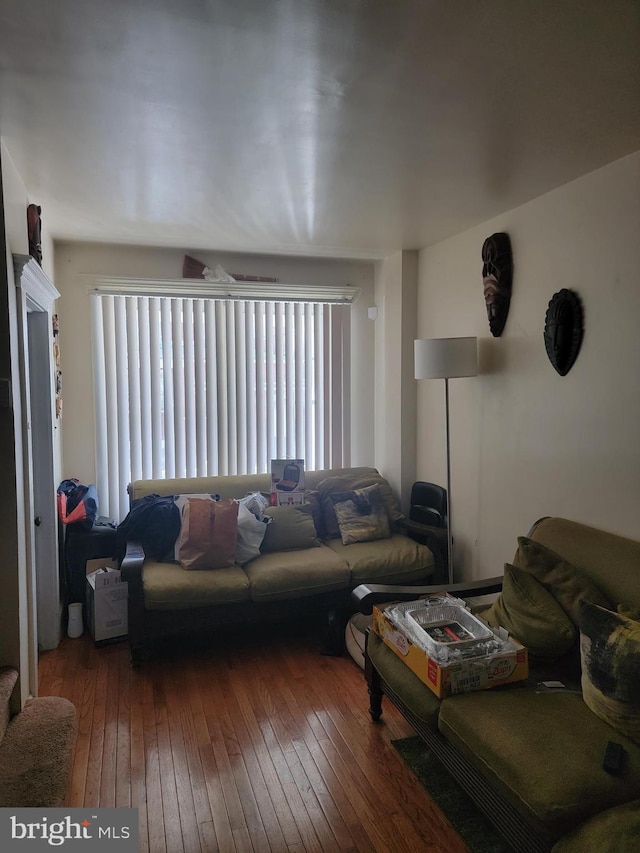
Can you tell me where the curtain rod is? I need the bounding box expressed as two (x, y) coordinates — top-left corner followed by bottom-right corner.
(83, 275), (360, 304)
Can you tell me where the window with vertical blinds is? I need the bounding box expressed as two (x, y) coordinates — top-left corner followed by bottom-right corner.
(90, 292), (352, 521)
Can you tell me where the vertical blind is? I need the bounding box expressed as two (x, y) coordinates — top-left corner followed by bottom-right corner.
(90, 293), (351, 521)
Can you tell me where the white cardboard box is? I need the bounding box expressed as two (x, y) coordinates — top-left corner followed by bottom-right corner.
(86, 566), (128, 643)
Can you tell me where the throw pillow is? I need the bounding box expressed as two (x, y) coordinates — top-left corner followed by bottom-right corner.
(318, 473), (402, 539)
(176, 498), (239, 570)
(260, 504), (321, 553)
(513, 536), (611, 625)
(330, 483), (391, 546)
(579, 599), (640, 744)
(483, 564), (577, 660)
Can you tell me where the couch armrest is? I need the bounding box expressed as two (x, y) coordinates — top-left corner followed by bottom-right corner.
(351, 576), (504, 615)
(399, 518), (449, 584)
(119, 540), (145, 596)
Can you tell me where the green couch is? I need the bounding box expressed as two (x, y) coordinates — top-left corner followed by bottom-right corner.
(121, 466), (436, 663)
(353, 517), (640, 853)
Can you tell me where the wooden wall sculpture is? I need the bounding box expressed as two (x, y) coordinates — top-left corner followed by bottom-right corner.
(27, 203), (43, 266)
(543, 288), (583, 376)
(481, 232), (513, 337)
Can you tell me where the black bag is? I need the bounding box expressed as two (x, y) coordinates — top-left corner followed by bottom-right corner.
(115, 494), (181, 563)
(57, 479), (99, 529)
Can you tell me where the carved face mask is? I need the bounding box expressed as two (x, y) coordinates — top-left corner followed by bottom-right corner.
(544, 289), (583, 375)
(481, 232), (513, 337)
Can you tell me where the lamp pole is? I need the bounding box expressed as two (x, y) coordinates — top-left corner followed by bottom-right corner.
(414, 337), (478, 586)
(444, 377), (453, 584)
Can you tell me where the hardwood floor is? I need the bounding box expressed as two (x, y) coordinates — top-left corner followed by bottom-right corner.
(38, 621), (468, 853)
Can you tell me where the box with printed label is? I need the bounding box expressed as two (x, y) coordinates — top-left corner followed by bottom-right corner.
(86, 566), (128, 643)
(372, 595), (528, 699)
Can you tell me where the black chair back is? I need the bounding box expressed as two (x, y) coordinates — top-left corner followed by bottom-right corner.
(409, 482), (447, 528)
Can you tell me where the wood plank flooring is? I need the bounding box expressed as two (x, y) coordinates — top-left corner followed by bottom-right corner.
(38, 621), (468, 853)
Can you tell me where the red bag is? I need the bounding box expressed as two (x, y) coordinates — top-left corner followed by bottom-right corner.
(57, 479), (99, 529)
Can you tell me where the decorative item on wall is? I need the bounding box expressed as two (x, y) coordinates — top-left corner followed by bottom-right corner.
(53, 314), (62, 418)
(481, 232), (513, 337)
(27, 203), (43, 266)
(543, 288), (583, 376)
(182, 254), (279, 283)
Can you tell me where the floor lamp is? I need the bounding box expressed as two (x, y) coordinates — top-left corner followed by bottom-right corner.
(414, 337), (478, 584)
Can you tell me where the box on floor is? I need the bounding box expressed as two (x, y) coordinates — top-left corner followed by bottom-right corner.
(86, 566), (128, 643)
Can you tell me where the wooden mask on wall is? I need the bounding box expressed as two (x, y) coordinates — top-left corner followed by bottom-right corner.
(481, 232), (513, 337)
(544, 289), (583, 376)
(27, 203), (43, 266)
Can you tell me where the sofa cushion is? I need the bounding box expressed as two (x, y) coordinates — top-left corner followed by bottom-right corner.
(551, 800), (640, 853)
(176, 498), (239, 570)
(317, 472), (403, 539)
(579, 600), (640, 744)
(367, 632), (441, 728)
(261, 504), (320, 552)
(245, 545), (350, 602)
(330, 483), (391, 545)
(438, 687), (640, 840)
(326, 533), (434, 585)
(527, 517), (640, 611)
(513, 536), (611, 625)
(143, 561), (251, 610)
(483, 563), (577, 660)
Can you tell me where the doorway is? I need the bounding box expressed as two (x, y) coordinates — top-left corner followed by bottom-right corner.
(14, 254), (61, 697)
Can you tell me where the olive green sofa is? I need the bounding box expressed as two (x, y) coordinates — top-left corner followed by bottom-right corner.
(121, 466), (436, 663)
(354, 517), (640, 853)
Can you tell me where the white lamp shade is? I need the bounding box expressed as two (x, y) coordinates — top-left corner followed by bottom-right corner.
(414, 337), (478, 379)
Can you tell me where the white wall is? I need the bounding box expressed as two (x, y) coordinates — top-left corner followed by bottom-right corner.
(54, 243), (376, 490)
(417, 150), (640, 581)
(374, 251), (418, 512)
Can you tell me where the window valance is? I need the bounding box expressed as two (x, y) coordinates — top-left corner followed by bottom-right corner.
(84, 275), (359, 304)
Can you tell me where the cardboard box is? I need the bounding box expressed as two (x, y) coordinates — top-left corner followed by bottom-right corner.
(271, 459), (305, 495)
(275, 490), (305, 506)
(85, 557), (118, 575)
(373, 596), (528, 699)
(86, 566), (128, 643)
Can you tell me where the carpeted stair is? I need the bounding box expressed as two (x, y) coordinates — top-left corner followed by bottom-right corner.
(0, 665), (76, 807)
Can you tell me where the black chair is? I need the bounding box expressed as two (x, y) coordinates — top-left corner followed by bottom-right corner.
(403, 482), (449, 583)
(409, 481), (447, 528)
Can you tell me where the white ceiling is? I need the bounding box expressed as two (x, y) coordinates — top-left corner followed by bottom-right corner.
(2, 0), (639, 259)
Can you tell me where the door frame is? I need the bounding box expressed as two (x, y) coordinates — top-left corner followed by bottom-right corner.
(13, 254), (61, 688)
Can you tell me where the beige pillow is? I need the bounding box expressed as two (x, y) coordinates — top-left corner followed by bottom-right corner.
(176, 498), (239, 570)
(330, 484), (391, 546)
(580, 599), (640, 744)
(318, 473), (402, 539)
(483, 563), (577, 660)
(260, 504), (320, 552)
(513, 536), (611, 625)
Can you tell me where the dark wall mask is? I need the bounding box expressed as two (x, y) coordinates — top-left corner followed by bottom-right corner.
(544, 289), (583, 376)
(481, 232), (513, 337)
(27, 203), (43, 266)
